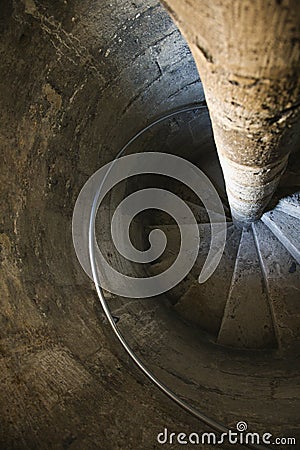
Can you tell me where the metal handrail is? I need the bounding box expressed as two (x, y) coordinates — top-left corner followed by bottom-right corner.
(87, 104), (269, 450)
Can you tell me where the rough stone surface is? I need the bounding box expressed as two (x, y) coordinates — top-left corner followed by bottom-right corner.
(1, 0), (300, 448)
(176, 227), (240, 335)
(275, 191), (300, 220)
(217, 228), (277, 349)
(262, 209), (300, 264)
(0, 1), (217, 448)
(253, 220), (300, 349)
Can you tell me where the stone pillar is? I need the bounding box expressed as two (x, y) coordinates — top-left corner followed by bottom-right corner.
(161, 0), (300, 225)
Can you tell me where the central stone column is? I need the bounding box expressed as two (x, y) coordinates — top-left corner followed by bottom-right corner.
(162, 0), (300, 226)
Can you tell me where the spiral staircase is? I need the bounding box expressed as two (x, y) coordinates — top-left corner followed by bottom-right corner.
(147, 150), (300, 352)
(1, 0), (299, 448)
(97, 107), (300, 447)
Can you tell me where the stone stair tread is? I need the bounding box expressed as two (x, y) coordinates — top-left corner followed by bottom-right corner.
(262, 209), (300, 265)
(186, 199), (231, 219)
(148, 223), (234, 303)
(273, 191), (300, 220)
(217, 227), (277, 349)
(147, 223), (210, 261)
(149, 200), (230, 226)
(253, 220), (300, 348)
(147, 222), (234, 261)
(149, 254), (194, 303)
(175, 227), (242, 334)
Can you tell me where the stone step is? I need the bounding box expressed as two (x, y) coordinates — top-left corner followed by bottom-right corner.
(273, 191), (300, 220)
(148, 223), (234, 303)
(253, 220), (300, 349)
(147, 222), (234, 263)
(150, 200), (230, 226)
(175, 227), (242, 334)
(217, 227), (277, 349)
(262, 209), (300, 265)
(149, 254), (194, 303)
